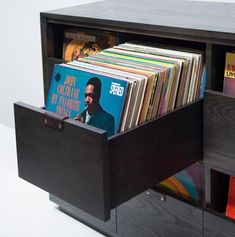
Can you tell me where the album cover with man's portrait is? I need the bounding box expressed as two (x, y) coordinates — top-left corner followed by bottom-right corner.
(46, 64), (129, 137)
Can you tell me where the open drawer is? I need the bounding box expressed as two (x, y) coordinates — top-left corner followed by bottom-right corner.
(14, 100), (202, 221)
(204, 90), (235, 176)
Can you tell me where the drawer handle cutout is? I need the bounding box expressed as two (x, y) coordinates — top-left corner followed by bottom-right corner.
(43, 111), (68, 131)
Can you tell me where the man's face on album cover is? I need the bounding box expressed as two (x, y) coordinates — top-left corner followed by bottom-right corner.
(85, 84), (97, 108)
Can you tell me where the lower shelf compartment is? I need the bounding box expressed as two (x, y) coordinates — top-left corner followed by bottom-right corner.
(51, 190), (235, 237)
(206, 168), (230, 213)
(204, 168), (235, 237)
(204, 210), (235, 237)
(117, 190), (203, 237)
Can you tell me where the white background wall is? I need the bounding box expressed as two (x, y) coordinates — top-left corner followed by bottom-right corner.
(0, 0), (235, 128)
(0, 0), (100, 128)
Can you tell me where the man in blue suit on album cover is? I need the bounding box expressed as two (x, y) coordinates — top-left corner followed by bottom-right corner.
(74, 77), (115, 137)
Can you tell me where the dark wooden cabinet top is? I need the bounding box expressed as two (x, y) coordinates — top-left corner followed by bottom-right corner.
(42, 0), (235, 43)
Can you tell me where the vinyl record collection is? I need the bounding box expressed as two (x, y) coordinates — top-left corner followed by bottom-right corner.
(67, 42), (205, 132)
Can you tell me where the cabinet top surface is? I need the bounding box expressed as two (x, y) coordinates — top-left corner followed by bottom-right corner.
(43, 0), (235, 37)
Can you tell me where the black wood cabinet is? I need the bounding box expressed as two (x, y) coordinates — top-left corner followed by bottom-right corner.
(14, 0), (235, 236)
(117, 190), (203, 237)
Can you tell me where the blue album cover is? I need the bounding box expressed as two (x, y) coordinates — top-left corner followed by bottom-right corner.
(46, 64), (128, 137)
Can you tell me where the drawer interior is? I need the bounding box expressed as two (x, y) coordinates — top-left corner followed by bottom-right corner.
(14, 100), (203, 221)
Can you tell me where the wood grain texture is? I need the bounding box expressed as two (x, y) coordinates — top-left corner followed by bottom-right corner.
(110, 99), (203, 208)
(50, 194), (119, 237)
(117, 190), (203, 237)
(42, 0), (235, 45)
(14, 102), (110, 221)
(204, 210), (235, 237)
(204, 91), (235, 176)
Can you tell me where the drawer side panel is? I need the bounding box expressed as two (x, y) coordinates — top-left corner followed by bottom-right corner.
(109, 100), (203, 208)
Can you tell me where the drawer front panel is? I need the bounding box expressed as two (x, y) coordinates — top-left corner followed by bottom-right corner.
(204, 91), (235, 176)
(14, 102), (110, 221)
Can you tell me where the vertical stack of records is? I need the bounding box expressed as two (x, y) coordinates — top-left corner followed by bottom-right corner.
(46, 42), (205, 137)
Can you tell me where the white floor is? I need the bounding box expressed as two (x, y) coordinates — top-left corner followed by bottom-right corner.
(0, 124), (104, 237)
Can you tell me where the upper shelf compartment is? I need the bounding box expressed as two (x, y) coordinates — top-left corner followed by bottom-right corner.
(42, 21), (206, 61)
